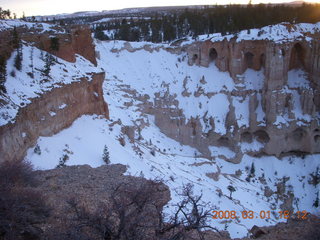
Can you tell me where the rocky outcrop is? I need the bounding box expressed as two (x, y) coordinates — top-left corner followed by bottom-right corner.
(6, 164), (170, 240)
(0, 24), (97, 74)
(154, 31), (320, 160)
(0, 30), (15, 63)
(244, 214), (320, 240)
(22, 25), (97, 66)
(0, 72), (108, 163)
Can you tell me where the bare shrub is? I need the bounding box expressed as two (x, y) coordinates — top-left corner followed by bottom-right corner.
(0, 160), (49, 240)
(63, 182), (220, 240)
(160, 184), (221, 240)
(0, 160), (35, 189)
(62, 180), (165, 240)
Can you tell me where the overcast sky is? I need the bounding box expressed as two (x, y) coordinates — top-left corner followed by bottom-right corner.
(1, 0), (318, 17)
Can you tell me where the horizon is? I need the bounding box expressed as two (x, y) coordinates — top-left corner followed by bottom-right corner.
(1, 0), (319, 18)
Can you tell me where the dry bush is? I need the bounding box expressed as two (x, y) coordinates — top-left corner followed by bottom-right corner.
(61, 181), (219, 240)
(0, 160), (49, 240)
(0, 160), (35, 189)
(60, 181), (164, 240)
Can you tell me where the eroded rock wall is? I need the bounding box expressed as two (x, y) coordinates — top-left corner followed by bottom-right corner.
(165, 36), (320, 160)
(21, 25), (97, 65)
(0, 72), (108, 163)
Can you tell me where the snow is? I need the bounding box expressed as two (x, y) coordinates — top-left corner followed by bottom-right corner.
(288, 69), (310, 89)
(58, 103), (67, 109)
(96, 41), (237, 135)
(49, 111), (56, 117)
(238, 68), (264, 90)
(291, 90), (312, 122)
(209, 145), (236, 158)
(181, 22), (320, 45)
(233, 96), (250, 128)
(23, 37), (320, 238)
(25, 114), (320, 238)
(93, 17), (151, 24)
(0, 43), (98, 126)
(0, 20), (318, 238)
(0, 19), (65, 33)
(241, 140), (264, 153)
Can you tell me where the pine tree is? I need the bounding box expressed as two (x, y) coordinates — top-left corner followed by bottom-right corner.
(11, 27), (19, 49)
(227, 185), (236, 199)
(57, 154), (69, 168)
(314, 191), (319, 208)
(14, 51), (22, 71)
(50, 37), (60, 51)
(29, 47), (34, 78)
(102, 145), (110, 164)
(34, 144), (41, 155)
(43, 52), (54, 78)
(12, 27), (23, 71)
(250, 162), (255, 177)
(0, 55), (7, 93)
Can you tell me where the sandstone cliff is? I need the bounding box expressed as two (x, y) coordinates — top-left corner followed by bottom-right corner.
(22, 25), (97, 66)
(102, 24), (320, 162)
(172, 25), (320, 160)
(0, 72), (108, 163)
(0, 20), (109, 163)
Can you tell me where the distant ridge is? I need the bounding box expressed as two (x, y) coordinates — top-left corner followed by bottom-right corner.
(29, 0), (313, 20)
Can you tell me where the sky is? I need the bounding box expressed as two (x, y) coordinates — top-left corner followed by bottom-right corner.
(1, 0), (319, 17)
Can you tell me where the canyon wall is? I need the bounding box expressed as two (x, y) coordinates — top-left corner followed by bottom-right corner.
(0, 24), (109, 163)
(22, 25), (97, 66)
(151, 34), (320, 161)
(0, 72), (108, 163)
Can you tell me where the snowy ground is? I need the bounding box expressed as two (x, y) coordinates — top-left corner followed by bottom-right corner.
(24, 40), (320, 238)
(26, 114), (320, 238)
(0, 43), (98, 126)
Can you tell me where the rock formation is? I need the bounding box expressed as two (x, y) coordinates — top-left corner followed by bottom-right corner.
(0, 23), (108, 163)
(0, 72), (108, 163)
(149, 26), (320, 161)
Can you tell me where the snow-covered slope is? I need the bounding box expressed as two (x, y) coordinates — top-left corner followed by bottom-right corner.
(0, 19), (65, 33)
(181, 22), (320, 44)
(0, 43), (98, 126)
(23, 39), (320, 238)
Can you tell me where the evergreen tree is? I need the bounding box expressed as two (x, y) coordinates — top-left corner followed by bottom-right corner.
(119, 19), (130, 41)
(50, 37), (60, 51)
(0, 55), (7, 93)
(43, 52), (54, 78)
(34, 144), (41, 155)
(29, 47), (34, 78)
(11, 27), (19, 48)
(314, 191), (319, 208)
(57, 154), (69, 168)
(0, 7), (11, 19)
(250, 162), (255, 176)
(14, 51), (22, 71)
(94, 27), (109, 41)
(227, 185), (236, 199)
(102, 145), (110, 164)
(12, 27), (23, 71)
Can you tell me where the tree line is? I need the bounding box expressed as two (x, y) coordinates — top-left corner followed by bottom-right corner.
(93, 3), (320, 42)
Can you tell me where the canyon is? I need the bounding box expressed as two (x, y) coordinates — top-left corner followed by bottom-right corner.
(1, 22), (319, 163)
(0, 19), (319, 238)
(155, 29), (320, 161)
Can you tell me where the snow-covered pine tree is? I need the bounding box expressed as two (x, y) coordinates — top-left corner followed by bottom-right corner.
(103, 145), (110, 164)
(43, 52), (54, 78)
(34, 144), (41, 155)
